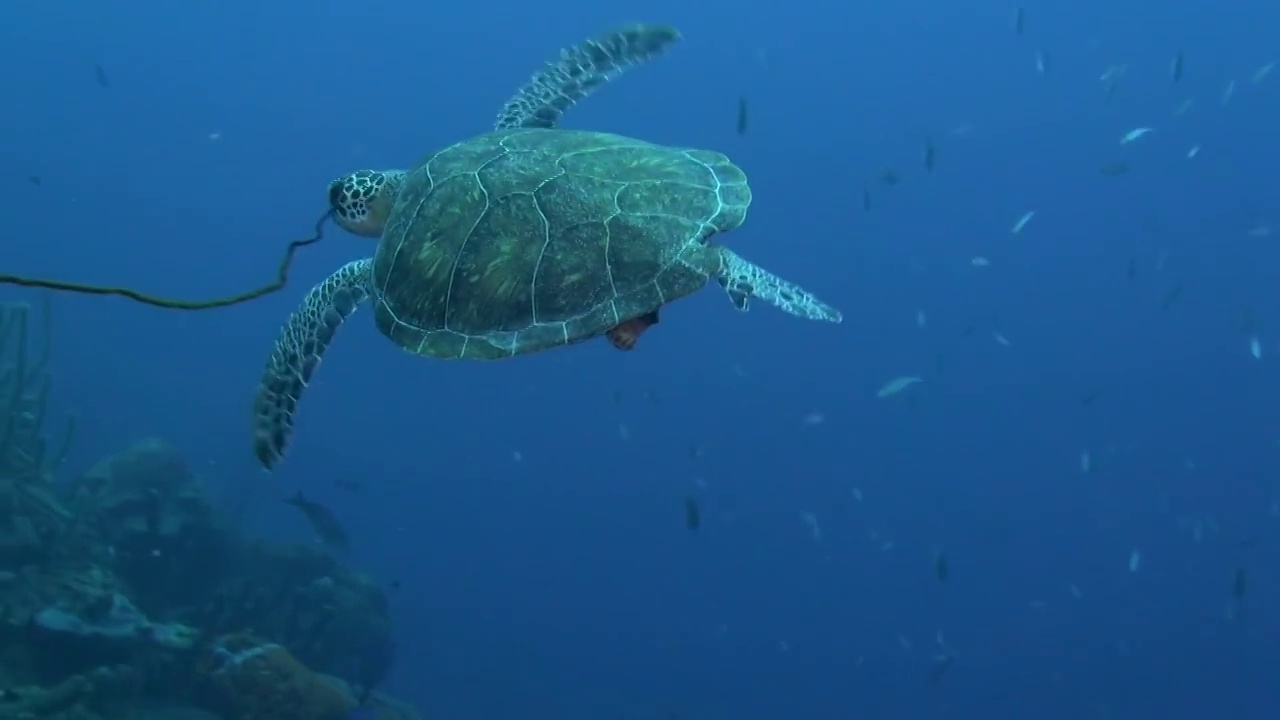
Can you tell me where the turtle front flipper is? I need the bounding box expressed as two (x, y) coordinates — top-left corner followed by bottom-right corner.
(713, 248), (843, 323)
(494, 24), (682, 131)
(252, 258), (374, 469)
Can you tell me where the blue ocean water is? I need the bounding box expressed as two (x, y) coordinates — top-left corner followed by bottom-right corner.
(3, 0), (1278, 717)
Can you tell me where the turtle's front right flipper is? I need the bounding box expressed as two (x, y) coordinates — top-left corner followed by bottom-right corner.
(715, 248), (843, 323)
(252, 258), (373, 469)
(494, 24), (682, 131)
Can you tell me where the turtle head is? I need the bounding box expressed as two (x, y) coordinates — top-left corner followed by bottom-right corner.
(327, 169), (406, 237)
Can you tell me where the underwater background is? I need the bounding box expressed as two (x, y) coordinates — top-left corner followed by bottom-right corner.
(2, 0), (1278, 718)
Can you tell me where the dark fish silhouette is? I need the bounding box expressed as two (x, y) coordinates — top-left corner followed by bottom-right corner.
(933, 550), (949, 582)
(285, 491), (350, 550)
(28, 175), (41, 186)
(929, 653), (954, 685)
(736, 96), (748, 135)
(1100, 161), (1130, 176)
(94, 63), (110, 88)
(684, 496), (701, 530)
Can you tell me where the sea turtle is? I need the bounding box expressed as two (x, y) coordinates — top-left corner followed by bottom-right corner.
(251, 24), (842, 469)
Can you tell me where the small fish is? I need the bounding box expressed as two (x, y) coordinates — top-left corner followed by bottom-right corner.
(1080, 450), (1091, 473)
(1172, 98), (1194, 116)
(1081, 388), (1102, 405)
(1013, 7), (1025, 34)
(970, 256), (991, 267)
(879, 169), (900, 186)
(1128, 549), (1141, 572)
(285, 491), (350, 550)
(1034, 50), (1048, 75)
(1119, 127), (1154, 144)
(933, 551), (949, 582)
(1011, 210), (1036, 234)
(1170, 50), (1184, 82)
(923, 138), (937, 172)
(992, 331), (1011, 347)
(862, 188), (872, 212)
(929, 653), (953, 685)
(916, 310), (927, 328)
(1099, 64), (1127, 82)
(1232, 567), (1247, 601)
(1186, 144), (1201, 159)
(1099, 161), (1130, 176)
(1103, 78), (1119, 102)
(27, 175), (41, 186)
(1253, 61), (1276, 84)
(94, 63), (110, 88)
(684, 496), (700, 530)
(736, 96), (748, 135)
(877, 375), (922, 398)
(1250, 336), (1262, 359)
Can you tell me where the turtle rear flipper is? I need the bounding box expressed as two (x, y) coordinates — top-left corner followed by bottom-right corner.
(252, 258), (373, 469)
(714, 248), (843, 323)
(495, 24), (682, 131)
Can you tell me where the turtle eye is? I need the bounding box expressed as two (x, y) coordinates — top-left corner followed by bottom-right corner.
(327, 181), (346, 210)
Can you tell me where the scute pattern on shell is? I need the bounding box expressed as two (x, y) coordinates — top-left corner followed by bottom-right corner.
(369, 128), (751, 359)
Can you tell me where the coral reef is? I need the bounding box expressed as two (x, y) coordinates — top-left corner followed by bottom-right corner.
(197, 633), (355, 720)
(0, 299), (413, 720)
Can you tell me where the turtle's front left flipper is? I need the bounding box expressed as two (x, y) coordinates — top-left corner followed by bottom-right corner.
(714, 248), (842, 323)
(252, 258), (373, 469)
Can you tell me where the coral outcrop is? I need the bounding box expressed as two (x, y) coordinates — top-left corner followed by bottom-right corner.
(0, 300), (413, 720)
